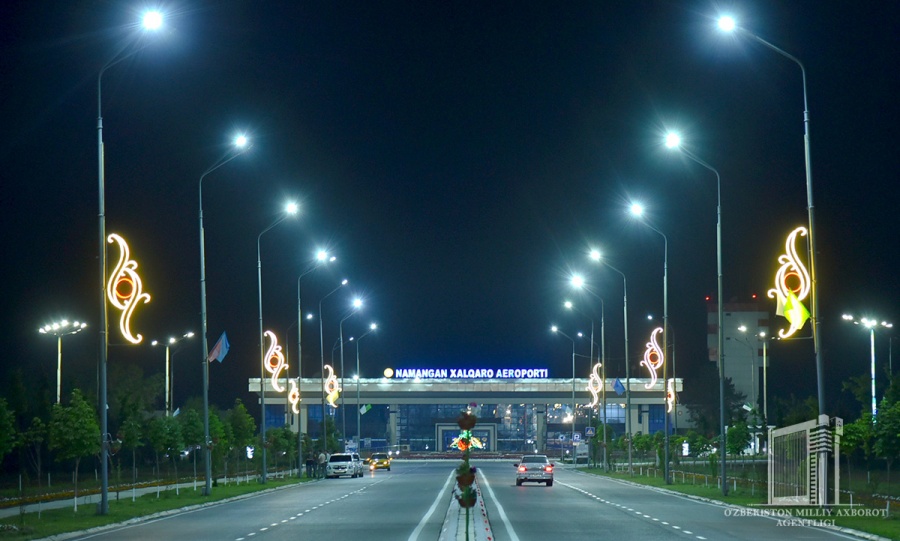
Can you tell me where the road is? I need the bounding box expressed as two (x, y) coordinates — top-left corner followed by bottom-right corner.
(62, 460), (876, 541)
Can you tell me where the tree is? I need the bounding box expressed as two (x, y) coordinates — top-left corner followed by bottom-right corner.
(726, 422), (751, 456)
(118, 413), (143, 487)
(147, 416), (183, 488)
(0, 398), (15, 464)
(874, 400), (900, 493)
(228, 399), (256, 479)
(179, 408), (204, 483)
(19, 417), (46, 486)
(48, 389), (100, 510)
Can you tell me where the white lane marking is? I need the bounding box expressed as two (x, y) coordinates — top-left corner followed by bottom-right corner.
(407, 469), (455, 541)
(477, 468), (521, 541)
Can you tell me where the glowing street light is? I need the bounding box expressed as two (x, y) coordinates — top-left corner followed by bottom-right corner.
(570, 281), (608, 469)
(356, 323), (378, 448)
(198, 133), (251, 495)
(96, 13), (165, 513)
(717, 12), (825, 433)
(39, 319), (88, 404)
(551, 326), (577, 451)
(151, 332), (194, 417)
(588, 248), (632, 475)
(339, 298), (363, 444)
(663, 133), (727, 495)
(843, 314), (894, 418)
(319, 279), (349, 451)
(629, 201), (671, 483)
(257, 201), (300, 484)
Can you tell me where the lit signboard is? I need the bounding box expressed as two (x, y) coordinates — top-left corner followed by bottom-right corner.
(386, 368), (550, 379)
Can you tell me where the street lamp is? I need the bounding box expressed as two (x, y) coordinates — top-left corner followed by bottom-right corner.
(293, 249), (334, 473)
(356, 323), (378, 448)
(551, 326), (577, 456)
(39, 319), (88, 404)
(319, 279), (348, 451)
(843, 314), (894, 418)
(570, 286), (608, 469)
(340, 298), (363, 446)
(663, 133), (727, 495)
(588, 249), (633, 475)
(199, 133), (250, 495)
(564, 298), (595, 463)
(629, 202), (671, 483)
(718, 15), (824, 419)
(151, 332), (194, 417)
(257, 202), (299, 484)
(96, 10), (164, 515)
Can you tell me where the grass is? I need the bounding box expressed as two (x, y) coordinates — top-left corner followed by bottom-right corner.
(0, 476), (310, 540)
(584, 467), (900, 540)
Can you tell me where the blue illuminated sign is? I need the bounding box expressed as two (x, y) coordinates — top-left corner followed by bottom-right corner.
(389, 368), (549, 379)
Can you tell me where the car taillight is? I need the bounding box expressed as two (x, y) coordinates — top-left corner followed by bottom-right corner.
(544, 466), (553, 472)
(518, 466), (527, 472)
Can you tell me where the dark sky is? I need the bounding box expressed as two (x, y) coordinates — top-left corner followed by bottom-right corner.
(1, 1), (898, 420)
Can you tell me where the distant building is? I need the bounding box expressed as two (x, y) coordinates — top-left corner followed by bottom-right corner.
(708, 300), (769, 411)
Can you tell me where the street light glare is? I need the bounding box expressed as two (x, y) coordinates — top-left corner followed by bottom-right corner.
(142, 11), (163, 30)
(285, 201), (299, 215)
(551, 325), (559, 333)
(664, 132), (681, 149)
(370, 323), (378, 330)
(564, 300), (574, 309)
(234, 134), (249, 148)
(630, 203), (644, 217)
(316, 250), (329, 262)
(718, 16), (736, 32)
(352, 298), (363, 309)
(588, 249), (601, 261)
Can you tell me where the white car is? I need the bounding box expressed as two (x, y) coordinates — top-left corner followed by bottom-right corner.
(514, 454), (554, 486)
(326, 453), (361, 478)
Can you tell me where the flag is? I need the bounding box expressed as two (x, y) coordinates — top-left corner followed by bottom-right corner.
(208, 331), (230, 363)
(360, 404), (372, 415)
(613, 378), (625, 396)
(783, 291), (810, 330)
(172, 407), (181, 417)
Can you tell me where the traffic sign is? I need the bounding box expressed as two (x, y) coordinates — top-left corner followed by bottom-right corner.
(558, 434), (566, 441)
(585, 427), (596, 437)
(573, 433), (582, 442)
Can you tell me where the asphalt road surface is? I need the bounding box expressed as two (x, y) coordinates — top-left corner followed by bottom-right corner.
(65, 461), (876, 541)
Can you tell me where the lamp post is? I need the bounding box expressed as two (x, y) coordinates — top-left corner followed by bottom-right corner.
(199, 134), (250, 495)
(843, 314), (894, 418)
(718, 15), (824, 421)
(664, 133), (727, 495)
(39, 320), (88, 404)
(564, 298), (595, 464)
(356, 323), (378, 448)
(319, 279), (348, 451)
(96, 11), (163, 515)
(257, 202), (299, 484)
(569, 282), (608, 469)
(629, 202), (671, 484)
(588, 250), (633, 475)
(151, 332), (194, 417)
(551, 326), (577, 458)
(293, 250), (333, 473)
(737, 325), (759, 414)
(339, 298), (363, 448)
(760, 331), (769, 446)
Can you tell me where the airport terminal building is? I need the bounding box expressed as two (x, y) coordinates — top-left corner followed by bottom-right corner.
(250, 366), (683, 454)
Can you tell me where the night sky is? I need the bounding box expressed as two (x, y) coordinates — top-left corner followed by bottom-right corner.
(2, 1), (898, 421)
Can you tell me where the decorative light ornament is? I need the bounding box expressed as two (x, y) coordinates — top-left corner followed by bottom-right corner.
(106, 233), (151, 344)
(288, 378), (301, 414)
(640, 327), (664, 389)
(263, 330), (288, 392)
(767, 226), (811, 338)
(666, 378), (675, 413)
(587, 363), (603, 407)
(323, 364), (341, 408)
(450, 430), (484, 451)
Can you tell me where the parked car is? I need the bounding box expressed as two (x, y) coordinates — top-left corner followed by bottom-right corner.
(368, 452), (392, 471)
(326, 453), (361, 478)
(514, 454), (554, 486)
(351, 453), (364, 476)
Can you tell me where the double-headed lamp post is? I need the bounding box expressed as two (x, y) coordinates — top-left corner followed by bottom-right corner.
(356, 323), (378, 448)
(551, 326), (577, 456)
(629, 202), (671, 484)
(664, 133), (727, 495)
(339, 298), (363, 447)
(199, 134), (250, 495)
(39, 320), (88, 404)
(97, 10), (164, 515)
(843, 314), (894, 418)
(151, 332), (194, 417)
(257, 202), (299, 484)
(588, 249), (633, 475)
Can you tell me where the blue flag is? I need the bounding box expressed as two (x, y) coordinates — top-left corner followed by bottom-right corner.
(208, 332), (230, 363)
(613, 378), (625, 396)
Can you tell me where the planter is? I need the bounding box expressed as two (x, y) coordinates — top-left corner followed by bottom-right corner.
(456, 472), (475, 487)
(456, 489), (477, 508)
